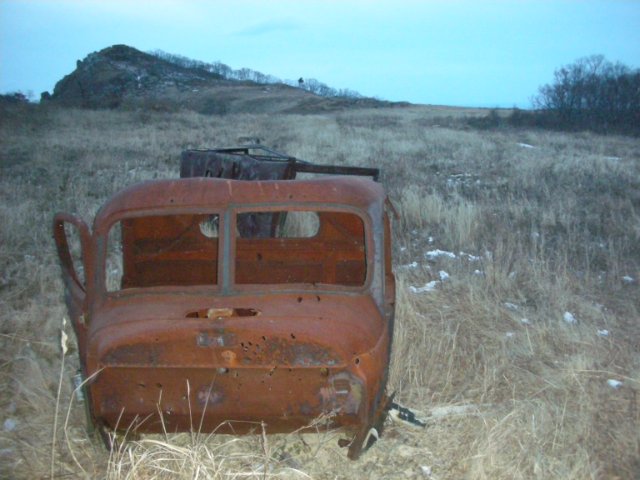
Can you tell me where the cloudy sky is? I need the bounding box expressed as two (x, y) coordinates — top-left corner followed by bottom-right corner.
(1, 0), (639, 107)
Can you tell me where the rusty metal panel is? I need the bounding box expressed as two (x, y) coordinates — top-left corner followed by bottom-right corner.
(181, 146), (379, 238)
(54, 173), (395, 460)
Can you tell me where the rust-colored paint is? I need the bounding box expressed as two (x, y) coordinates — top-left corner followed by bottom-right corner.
(54, 176), (395, 459)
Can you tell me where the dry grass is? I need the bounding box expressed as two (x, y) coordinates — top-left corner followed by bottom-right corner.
(0, 103), (639, 479)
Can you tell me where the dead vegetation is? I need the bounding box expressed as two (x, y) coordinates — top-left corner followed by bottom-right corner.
(0, 104), (638, 479)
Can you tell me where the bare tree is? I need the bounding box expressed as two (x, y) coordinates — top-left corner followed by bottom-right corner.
(534, 55), (640, 133)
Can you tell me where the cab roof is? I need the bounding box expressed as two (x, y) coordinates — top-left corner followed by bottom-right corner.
(94, 176), (385, 231)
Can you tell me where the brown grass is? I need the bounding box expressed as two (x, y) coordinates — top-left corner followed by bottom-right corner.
(0, 103), (638, 479)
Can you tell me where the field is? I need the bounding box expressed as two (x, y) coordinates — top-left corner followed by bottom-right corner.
(0, 103), (638, 479)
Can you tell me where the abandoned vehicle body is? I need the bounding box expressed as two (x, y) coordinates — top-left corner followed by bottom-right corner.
(54, 176), (396, 459)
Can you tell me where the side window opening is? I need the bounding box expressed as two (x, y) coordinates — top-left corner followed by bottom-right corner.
(63, 222), (86, 286)
(106, 222), (123, 292)
(235, 210), (366, 286)
(106, 214), (219, 292)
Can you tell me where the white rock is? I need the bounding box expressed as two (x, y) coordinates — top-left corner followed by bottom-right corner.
(622, 275), (634, 284)
(505, 331), (515, 338)
(438, 270), (450, 281)
(563, 312), (577, 324)
(504, 302), (519, 310)
(473, 269), (484, 276)
(420, 465), (432, 477)
(517, 143), (535, 149)
(520, 318), (531, 325)
(597, 329), (609, 337)
(607, 379), (623, 389)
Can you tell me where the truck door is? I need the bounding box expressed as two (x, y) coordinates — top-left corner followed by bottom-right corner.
(53, 213), (92, 358)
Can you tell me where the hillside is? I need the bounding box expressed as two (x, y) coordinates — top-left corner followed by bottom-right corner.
(44, 44), (404, 114)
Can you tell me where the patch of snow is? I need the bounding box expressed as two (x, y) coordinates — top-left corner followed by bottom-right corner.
(607, 379), (623, 389)
(473, 269), (484, 276)
(409, 281), (439, 293)
(517, 142), (535, 149)
(420, 465), (432, 477)
(425, 249), (456, 260)
(400, 246), (407, 252)
(438, 270), (450, 281)
(563, 312), (577, 324)
(504, 302), (519, 310)
(622, 275), (634, 284)
(427, 236), (434, 244)
(398, 261), (418, 270)
(603, 156), (620, 161)
(460, 251), (481, 261)
(3, 419), (17, 432)
(520, 318), (531, 325)
(597, 329), (609, 337)
(505, 331), (515, 338)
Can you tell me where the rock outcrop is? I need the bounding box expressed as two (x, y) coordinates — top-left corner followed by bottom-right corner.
(47, 44), (223, 109)
(44, 44), (405, 114)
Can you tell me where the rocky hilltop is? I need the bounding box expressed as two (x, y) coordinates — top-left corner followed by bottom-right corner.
(44, 44), (402, 114)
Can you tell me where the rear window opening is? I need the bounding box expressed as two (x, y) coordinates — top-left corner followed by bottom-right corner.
(106, 213), (219, 291)
(235, 210), (367, 286)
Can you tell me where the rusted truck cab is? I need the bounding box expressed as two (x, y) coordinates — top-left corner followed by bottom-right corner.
(54, 176), (395, 459)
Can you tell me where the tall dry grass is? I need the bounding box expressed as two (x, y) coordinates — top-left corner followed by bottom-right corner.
(0, 103), (638, 479)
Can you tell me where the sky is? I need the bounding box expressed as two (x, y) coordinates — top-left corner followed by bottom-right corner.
(1, 0), (639, 108)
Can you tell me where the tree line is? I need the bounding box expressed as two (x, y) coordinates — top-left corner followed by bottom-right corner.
(474, 55), (640, 135)
(149, 50), (363, 100)
(533, 55), (640, 134)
